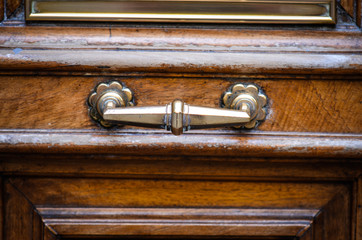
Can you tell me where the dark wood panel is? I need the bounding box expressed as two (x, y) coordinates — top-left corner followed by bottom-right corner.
(313, 185), (351, 240)
(358, 0), (362, 27)
(0, 76), (361, 133)
(6, 0), (21, 18)
(3, 180), (62, 240)
(9, 177), (348, 209)
(357, 176), (362, 240)
(0, 178), (2, 240)
(341, 0), (355, 18)
(1, 154), (361, 179)
(4, 179), (35, 240)
(3, 177), (353, 239)
(0, 0), (4, 22)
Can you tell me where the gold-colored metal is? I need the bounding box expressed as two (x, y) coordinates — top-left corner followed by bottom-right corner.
(26, 0), (335, 24)
(88, 81), (134, 127)
(171, 100), (184, 136)
(222, 83), (267, 129)
(88, 81), (268, 135)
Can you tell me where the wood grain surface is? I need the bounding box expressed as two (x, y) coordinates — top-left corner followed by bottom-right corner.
(0, 7), (361, 240)
(38, 207), (316, 237)
(0, 76), (360, 133)
(1, 153), (361, 179)
(341, 0), (356, 18)
(3, 177), (352, 239)
(0, 27), (361, 75)
(0, 130), (361, 158)
(8, 177), (349, 208)
(6, 0), (21, 18)
(4, 179), (35, 240)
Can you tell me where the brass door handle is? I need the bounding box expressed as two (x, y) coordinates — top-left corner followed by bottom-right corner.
(88, 81), (267, 135)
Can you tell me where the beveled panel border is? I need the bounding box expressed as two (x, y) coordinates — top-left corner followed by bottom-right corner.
(26, 0), (336, 24)
(38, 207), (316, 237)
(4, 178), (352, 239)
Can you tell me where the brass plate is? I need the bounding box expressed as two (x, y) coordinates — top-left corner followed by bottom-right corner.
(26, 0), (336, 24)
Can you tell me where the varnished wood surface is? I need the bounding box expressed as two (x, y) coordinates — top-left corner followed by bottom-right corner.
(2, 177), (352, 239)
(341, 0), (355, 18)
(0, 76), (360, 133)
(39, 207), (316, 237)
(1, 154), (362, 180)
(0, 11), (361, 240)
(0, 27), (361, 75)
(5, 0), (21, 18)
(4, 179), (35, 240)
(7, 177), (349, 208)
(0, 130), (361, 158)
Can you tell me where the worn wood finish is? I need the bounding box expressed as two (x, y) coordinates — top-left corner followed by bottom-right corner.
(0, 6), (361, 240)
(0, 76), (361, 134)
(0, 27), (361, 75)
(0, 130), (361, 158)
(38, 207), (316, 237)
(1, 27), (361, 51)
(2, 49), (360, 75)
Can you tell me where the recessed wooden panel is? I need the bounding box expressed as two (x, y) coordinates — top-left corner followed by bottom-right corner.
(4, 178), (351, 239)
(8, 178), (348, 208)
(6, 0), (21, 17)
(340, 0), (355, 18)
(5, 180), (42, 240)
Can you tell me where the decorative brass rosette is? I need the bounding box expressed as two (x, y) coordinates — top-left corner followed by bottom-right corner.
(88, 81), (134, 127)
(222, 83), (267, 128)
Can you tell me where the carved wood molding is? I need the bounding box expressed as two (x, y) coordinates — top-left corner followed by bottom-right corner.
(38, 207), (316, 237)
(0, 130), (361, 158)
(0, 27), (361, 75)
(3, 178), (353, 239)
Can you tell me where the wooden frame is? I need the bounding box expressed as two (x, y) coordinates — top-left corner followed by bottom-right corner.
(26, 0), (336, 24)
